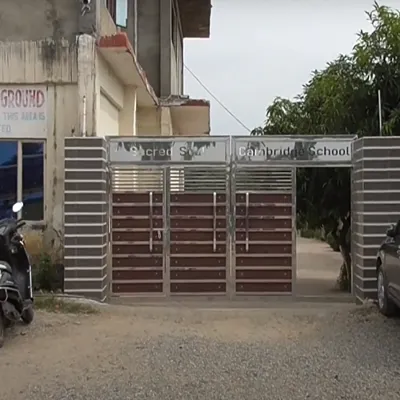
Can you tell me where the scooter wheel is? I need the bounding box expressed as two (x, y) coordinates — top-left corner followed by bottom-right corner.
(21, 305), (34, 325)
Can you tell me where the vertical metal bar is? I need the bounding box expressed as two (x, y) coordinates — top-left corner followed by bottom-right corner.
(226, 157), (233, 299)
(42, 140), (48, 224)
(245, 192), (249, 252)
(213, 191), (217, 252)
(291, 167), (297, 299)
(378, 89), (383, 135)
(350, 162), (355, 299)
(17, 141), (23, 220)
(149, 191), (153, 252)
(108, 164), (114, 296)
(163, 167), (171, 296)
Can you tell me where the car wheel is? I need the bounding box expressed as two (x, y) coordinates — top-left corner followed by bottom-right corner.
(377, 268), (397, 317)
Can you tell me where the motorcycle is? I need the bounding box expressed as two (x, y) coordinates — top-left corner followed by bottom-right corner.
(0, 201), (34, 348)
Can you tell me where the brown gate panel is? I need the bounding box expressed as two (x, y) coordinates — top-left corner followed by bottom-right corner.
(170, 193), (227, 294)
(234, 192), (293, 294)
(112, 192), (164, 295)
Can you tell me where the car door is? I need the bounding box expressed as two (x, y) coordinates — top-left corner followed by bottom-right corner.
(392, 225), (400, 302)
(385, 221), (400, 302)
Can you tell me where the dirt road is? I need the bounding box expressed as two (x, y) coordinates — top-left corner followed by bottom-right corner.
(1, 301), (400, 400)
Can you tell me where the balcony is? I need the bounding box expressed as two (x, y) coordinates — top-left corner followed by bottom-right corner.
(178, 0), (212, 38)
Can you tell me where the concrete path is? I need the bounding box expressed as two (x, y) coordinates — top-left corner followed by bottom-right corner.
(296, 236), (346, 297)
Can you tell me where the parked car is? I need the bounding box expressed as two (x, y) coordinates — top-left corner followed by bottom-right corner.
(376, 222), (400, 316)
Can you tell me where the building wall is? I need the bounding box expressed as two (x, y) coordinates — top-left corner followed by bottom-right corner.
(136, 106), (174, 136)
(0, 0), (184, 99)
(137, 0), (183, 97)
(137, 0), (161, 96)
(99, 94), (120, 137)
(97, 54), (123, 137)
(0, 0), (80, 41)
(0, 39), (79, 237)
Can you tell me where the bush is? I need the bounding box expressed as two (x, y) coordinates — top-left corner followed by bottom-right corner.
(23, 228), (64, 292)
(299, 227), (323, 241)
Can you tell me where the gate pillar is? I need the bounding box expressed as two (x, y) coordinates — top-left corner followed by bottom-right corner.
(352, 137), (400, 302)
(63, 137), (110, 301)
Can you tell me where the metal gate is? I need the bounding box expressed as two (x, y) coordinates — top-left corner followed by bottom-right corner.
(169, 166), (229, 295)
(110, 137), (231, 297)
(232, 167), (295, 295)
(111, 167), (165, 295)
(109, 137), (296, 297)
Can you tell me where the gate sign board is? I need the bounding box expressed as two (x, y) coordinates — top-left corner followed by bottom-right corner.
(109, 137), (229, 163)
(233, 136), (354, 165)
(0, 85), (48, 138)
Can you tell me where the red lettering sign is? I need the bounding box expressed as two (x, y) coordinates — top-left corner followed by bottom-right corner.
(0, 89), (45, 108)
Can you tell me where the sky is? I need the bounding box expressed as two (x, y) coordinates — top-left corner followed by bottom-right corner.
(183, 0), (400, 136)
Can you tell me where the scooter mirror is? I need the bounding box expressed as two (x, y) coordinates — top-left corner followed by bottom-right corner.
(12, 202), (24, 213)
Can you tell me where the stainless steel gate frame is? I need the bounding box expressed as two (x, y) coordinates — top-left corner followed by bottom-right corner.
(107, 135), (356, 299)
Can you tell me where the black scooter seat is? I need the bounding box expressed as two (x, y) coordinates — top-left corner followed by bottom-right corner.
(0, 262), (12, 274)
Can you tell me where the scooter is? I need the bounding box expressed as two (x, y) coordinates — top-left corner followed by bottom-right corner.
(0, 201), (34, 348)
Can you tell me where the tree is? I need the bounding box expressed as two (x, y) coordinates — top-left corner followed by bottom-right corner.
(252, 3), (400, 290)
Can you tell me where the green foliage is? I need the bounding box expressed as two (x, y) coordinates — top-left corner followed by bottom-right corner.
(23, 228), (64, 293)
(33, 253), (63, 292)
(253, 3), (400, 290)
(299, 227), (323, 241)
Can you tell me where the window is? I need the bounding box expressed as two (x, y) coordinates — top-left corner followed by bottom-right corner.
(0, 142), (17, 220)
(0, 141), (44, 221)
(107, 0), (127, 28)
(22, 143), (44, 221)
(116, 0), (128, 27)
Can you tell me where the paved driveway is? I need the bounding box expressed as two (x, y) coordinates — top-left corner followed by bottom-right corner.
(2, 301), (400, 400)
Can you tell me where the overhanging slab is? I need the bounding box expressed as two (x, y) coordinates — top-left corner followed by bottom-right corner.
(178, 0), (212, 38)
(97, 33), (159, 107)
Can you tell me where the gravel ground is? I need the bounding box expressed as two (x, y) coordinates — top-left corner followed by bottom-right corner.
(1, 301), (400, 400)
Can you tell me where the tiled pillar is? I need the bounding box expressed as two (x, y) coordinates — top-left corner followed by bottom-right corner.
(63, 137), (109, 301)
(352, 137), (400, 302)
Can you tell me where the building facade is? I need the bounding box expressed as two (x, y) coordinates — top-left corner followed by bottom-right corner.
(0, 0), (211, 235)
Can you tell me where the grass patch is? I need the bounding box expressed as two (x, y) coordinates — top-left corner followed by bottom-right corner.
(34, 296), (100, 315)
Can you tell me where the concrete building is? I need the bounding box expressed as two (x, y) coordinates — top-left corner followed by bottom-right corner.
(0, 0), (212, 234)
